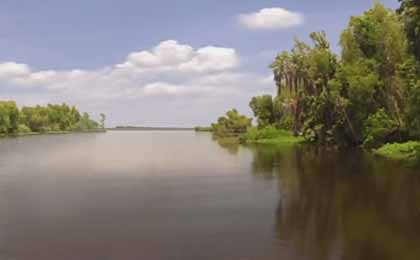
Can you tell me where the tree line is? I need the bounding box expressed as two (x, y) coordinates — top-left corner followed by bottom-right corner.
(0, 101), (105, 135)
(212, 1), (420, 149)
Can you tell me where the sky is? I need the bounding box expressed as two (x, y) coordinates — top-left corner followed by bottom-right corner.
(0, 0), (400, 127)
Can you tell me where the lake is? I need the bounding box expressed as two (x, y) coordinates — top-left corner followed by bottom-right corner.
(0, 131), (419, 260)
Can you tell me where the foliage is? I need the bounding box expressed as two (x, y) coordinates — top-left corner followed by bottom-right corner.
(241, 126), (282, 141)
(249, 95), (275, 128)
(194, 126), (213, 132)
(397, 58), (420, 137)
(0, 101), (20, 134)
(240, 126), (304, 145)
(254, 2), (419, 148)
(17, 124), (32, 134)
(363, 109), (400, 148)
(0, 101), (102, 135)
(99, 113), (106, 129)
(269, 30), (344, 145)
(211, 109), (252, 137)
(71, 113), (99, 131)
(398, 0), (420, 61)
(374, 141), (420, 163)
(208, 2), (420, 150)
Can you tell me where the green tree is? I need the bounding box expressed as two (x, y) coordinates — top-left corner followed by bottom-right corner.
(249, 95), (275, 128)
(267, 3), (414, 147)
(99, 113), (106, 129)
(340, 2), (408, 122)
(363, 108), (400, 148)
(16, 103), (99, 134)
(0, 101), (20, 134)
(398, 0), (420, 61)
(211, 109), (252, 137)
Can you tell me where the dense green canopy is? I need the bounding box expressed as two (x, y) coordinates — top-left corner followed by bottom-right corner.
(209, 2), (420, 149)
(246, 2), (420, 148)
(398, 0), (420, 61)
(211, 109), (252, 137)
(0, 101), (103, 135)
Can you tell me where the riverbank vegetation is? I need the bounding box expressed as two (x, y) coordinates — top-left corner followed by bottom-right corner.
(0, 101), (104, 137)
(374, 141), (420, 164)
(210, 109), (252, 137)
(194, 126), (213, 132)
(210, 1), (420, 163)
(240, 126), (304, 145)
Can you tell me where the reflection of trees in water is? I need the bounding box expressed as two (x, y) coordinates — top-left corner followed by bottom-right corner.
(212, 136), (240, 155)
(246, 144), (297, 180)
(250, 145), (420, 260)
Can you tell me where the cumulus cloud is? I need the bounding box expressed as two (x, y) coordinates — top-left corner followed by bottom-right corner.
(120, 40), (239, 73)
(238, 8), (304, 30)
(0, 62), (31, 79)
(0, 40), (244, 97)
(0, 40), (274, 126)
(124, 40), (194, 68)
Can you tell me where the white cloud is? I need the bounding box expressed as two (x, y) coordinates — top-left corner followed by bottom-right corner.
(238, 8), (304, 30)
(0, 62), (31, 79)
(120, 40), (239, 73)
(0, 40), (273, 126)
(178, 46), (239, 73)
(124, 40), (194, 68)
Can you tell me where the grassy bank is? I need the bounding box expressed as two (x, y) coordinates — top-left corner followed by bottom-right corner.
(374, 141), (420, 164)
(0, 129), (106, 138)
(240, 126), (304, 145)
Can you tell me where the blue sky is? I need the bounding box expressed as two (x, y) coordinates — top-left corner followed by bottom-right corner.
(0, 0), (400, 127)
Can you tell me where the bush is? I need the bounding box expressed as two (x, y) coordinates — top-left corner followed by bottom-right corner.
(363, 109), (400, 149)
(241, 126), (281, 141)
(240, 126), (303, 145)
(38, 126), (52, 133)
(375, 141), (420, 162)
(277, 114), (294, 131)
(194, 127), (212, 132)
(17, 124), (31, 134)
(211, 109), (252, 137)
(249, 95), (275, 128)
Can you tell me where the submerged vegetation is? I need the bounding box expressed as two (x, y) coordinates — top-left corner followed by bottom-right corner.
(210, 1), (420, 164)
(0, 101), (104, 136)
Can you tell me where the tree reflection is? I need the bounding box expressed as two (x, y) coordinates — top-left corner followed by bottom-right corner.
(250, 145), (420, 260)
(212, 136), (240, 155)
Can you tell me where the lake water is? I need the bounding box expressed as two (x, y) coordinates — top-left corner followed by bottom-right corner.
(0, 131), (419, 260)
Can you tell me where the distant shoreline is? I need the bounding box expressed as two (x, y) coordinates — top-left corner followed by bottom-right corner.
(108, 126), (194, 131)
(0, 129), (106, 138)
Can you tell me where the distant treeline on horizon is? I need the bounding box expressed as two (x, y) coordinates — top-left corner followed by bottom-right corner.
(111, 126), (194, 131)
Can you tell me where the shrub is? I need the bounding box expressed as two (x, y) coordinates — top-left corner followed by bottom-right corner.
(211, 109), (252, 137)
(240, 125), (301, 144)
(375, 141), (420, 162)
(363, 109), (400, 149)
(17, 124), (31, 134)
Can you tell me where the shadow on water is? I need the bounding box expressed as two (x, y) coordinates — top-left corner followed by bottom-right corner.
(243, 143), (420, 260)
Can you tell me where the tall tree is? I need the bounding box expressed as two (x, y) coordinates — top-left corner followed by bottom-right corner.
(398, 0), (420, 62)
(249, 95), (275, 128)
(99, 113), (106, 129)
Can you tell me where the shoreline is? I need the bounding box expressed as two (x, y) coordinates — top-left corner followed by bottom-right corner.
(210, 127), (419, 166)
(374, 141), (420, 165)
(0, 129), (106, 138)
(109, 127), (194, 131)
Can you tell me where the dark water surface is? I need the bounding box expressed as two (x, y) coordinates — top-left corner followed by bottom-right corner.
(0, 131), (419, 260)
